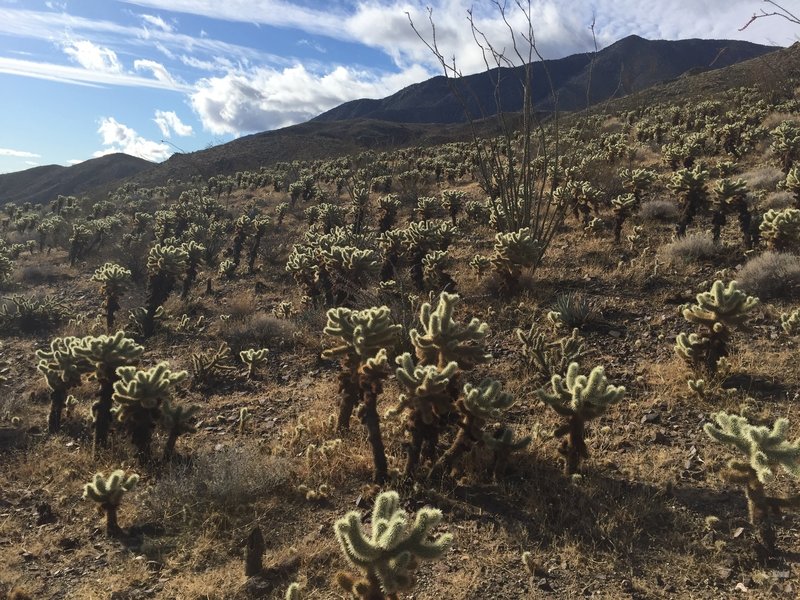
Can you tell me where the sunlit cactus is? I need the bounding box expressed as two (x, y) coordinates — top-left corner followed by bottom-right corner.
(781, 308), (800, 336)
(321, 245), (381, 304)
(240, 348), (269, 379)
(441, 189), (466, 225)
(83, 469), (139, 535)
(784, 166), (800, 208)
(619, 167), (656, 202)
(410, 292), (490, 370)
(143, 243), (189, 337)
(180, 240), (206, 298)
(516, 326), (586, 383)
(490, 227), (541, 288)
(434, 378), (516, 477)
(377, 194), (401, 233)
(71, 331), (144, 452)
(469, 254), (491, 279)
(668, 166), (709, 237)
(232, 214), (255, 266)
(770, 120), (800, 173)
(113, 362), (187, 462)
(537, 362), (625, 475)
(91, 262), (131, 330)
(161, 398), (199, 462)
(759, 208), (800, 252)
(421, 250), (455, 292)
(0, 253), (14, 283)
(704, 412), (800, 553)
(711, 178), (753, 248)
(611, 194), (637, 243)
(334, 490), (453, 600)
(675, 280), (758, 375)
(391, 353), (458, 475)
(191, 342), (237, 388)
(36, 336), (91, 433)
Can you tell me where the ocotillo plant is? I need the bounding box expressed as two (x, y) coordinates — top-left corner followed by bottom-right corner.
(322, 305), (401, 430)
(433, 378), (516, 478)
(675, 280), (758, 376)
(71, 332), (144, 452)
(90, 263), (131, 330)
(143, 243), (189, 337)
(113, 362), (187, 463)
(83, 469), (139, 535)
(704, 412), (800, 554)
(160, 398), (199, 462)
(36, 336), (90, 433)
(537, 362), (626, 475)
(390, 354), (458, 475)
(240, 348), (269, 379)
(334, 490), (452, 600)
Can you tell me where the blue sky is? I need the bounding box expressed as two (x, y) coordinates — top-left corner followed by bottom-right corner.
(0, 0), (797, 174)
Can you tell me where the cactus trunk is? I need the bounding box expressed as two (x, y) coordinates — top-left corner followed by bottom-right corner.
(93, 377), (115, 453)
(105, 294), (119, 331)
(565, 416), (587, 476)
(104, 503), (120, 536)
(361, 382), (388, 484)
(47, 388), (67, 434)
(336, 363), (361, 431)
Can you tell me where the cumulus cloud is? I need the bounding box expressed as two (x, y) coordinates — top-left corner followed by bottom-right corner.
(63, 40), (123, 73)
(154, 109), (193, 137)
(94, 117), (171, 161)
(190, 62), (431, 135)
(0, 148), (41, 158)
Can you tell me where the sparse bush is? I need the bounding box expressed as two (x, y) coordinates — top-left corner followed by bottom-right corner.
(737, 251), (800, 299)
(547, 292), (598, 330)
(219, 312), (296, 355)
(639, 199), (679, 223)
(661, 232), (720, 264)
(742, 165), (784, 191)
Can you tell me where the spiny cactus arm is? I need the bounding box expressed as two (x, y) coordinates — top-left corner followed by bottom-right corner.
(161, 399), (199, 434)
(335, 512), (383, 566)
(462, 378), (515, 420)
(396, 507), (452, 559)
(757, 418), (800, 477)
(83, 469), (139, 506)
(360, 348), (389, 380)
(113, 362), (188, 409)
(483, 426), (532, 451)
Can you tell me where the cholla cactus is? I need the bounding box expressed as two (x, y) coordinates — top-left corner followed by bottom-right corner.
(434, 378), (516, 477)
(91, 262), (131, 330)
(240, 348), (269, 379)
(232, 214), (255, 266)
(83, 469), (139, 535)
(334, 490), (452, 599)
(391, 353), (458, 475)
(704, 412), (800, 552)
(619, 167), (656, 202)
(760, 208), (800, 252)
(191, 343), (237, 387)
(36, 336), (90, 433)
(668, 166), (709, 237)
(410, 292), (490, 370)
(537, 362), (625, 475)
(273, 301), (294, 319)
(711, 178), (753, 248)
(770, 120), (800, 173)
(181, 240), (206, 298)
(469, 254), (491, 279)
(161, 398), (199, 461)
(321, 245), (380, 304)
(675, 280), (758, 375)
(0, 253), (13, 283)
(218, 258), (237, 279)
(491, 228), (541, 288)
(611, 194), (638, 243)
(377, 195), (401, 233)
(784, 166), (800, 208)
(143, 244), (189, 337)
(781, 308), (800, 336)
(516, 326), (586, 383)
(71, 332), (144, 452)
(421, 250), (455, 292)
(113, 362), (187, 462)
(275, 202), (289, 225)
(441, 189), (466, 225)
(416, 196), (437, 221)
(483, 425), (532, 478)
(286, 246), (319, 300)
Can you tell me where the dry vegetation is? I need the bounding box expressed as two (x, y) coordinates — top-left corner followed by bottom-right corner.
(2, 56), (800, 600)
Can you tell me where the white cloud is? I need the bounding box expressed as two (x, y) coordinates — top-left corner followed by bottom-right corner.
(140, 13), (173, 32)
(190, 62), (431, 135)
(63, 39), (123, 73)
(133, 58), (181, 86)
(94, 117), (171, 161)
(154, 110), (193, 137)
(0, 56), (192, 90)
(24, 160), (40, 166)
(0, 147), (41, 158)
(66, 159), (83, 165)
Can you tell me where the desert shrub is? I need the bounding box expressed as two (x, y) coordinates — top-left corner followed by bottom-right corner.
(219, 311), (296, 354)
(762, 191), (794, 210)
(144, 443), (291, 519)
(15, 263), (63, 285)
(547, 292), (598, 330)
(224, 292), (257, 322)
(0, 295), (68, 333)
(661, 232), (720, 264)
(737, 251), (800, 299)
(639, 199), (679, 223)
(741, 166), (784, 191)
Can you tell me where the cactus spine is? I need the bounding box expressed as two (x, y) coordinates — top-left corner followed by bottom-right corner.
(83, 469), (139, 535)
(334, 490), (453, 599)
(704, 412), (800, 553)
(537, 362), (625, 475)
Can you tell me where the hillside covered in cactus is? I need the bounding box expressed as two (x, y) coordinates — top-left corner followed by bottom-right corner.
(2, 33), (800, 600)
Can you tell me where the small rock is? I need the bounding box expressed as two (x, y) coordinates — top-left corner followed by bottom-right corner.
(641, 412), (660, 424)
(537, 578), (553, 592)
(609, 330), (622, 338)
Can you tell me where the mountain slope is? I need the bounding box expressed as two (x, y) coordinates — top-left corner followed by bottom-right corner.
(314, 35), (778, 124)
(0, 153), (153, 205)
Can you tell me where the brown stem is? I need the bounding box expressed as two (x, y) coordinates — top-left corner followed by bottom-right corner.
(47, 388), (67, 434)
(360, 379), (388, 484)
(565, 416), (587, 476)
(336, 363), (361, 431)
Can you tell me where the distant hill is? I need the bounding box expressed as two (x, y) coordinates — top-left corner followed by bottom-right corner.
(313, 35), (778, 124)
(0, 153), (153, 205)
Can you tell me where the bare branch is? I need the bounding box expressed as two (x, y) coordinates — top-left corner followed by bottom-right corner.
(740, 0), (800, 31)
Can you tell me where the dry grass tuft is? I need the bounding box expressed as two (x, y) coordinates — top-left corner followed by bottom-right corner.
(737, 251), (800, 299)
(660, 232), (720, 264)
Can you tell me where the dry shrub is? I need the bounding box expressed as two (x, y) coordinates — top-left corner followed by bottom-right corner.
(737, 251), (800, 299)
(14, 263), (64, 285)
(144, 442), (292, 519)
(761, 190), (795, 211)
(639, 199), (678, 223)
(660, 232), (720, 264)
(761, 111), (800, 130)
(224, 290), (257, 321)
(741, 165), (783, 192)
(218, 310), (296, 354)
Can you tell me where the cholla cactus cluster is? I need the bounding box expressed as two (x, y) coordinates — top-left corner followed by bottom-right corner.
(490, 227), (542, 288)
(675, 280), (758, 376)
(759, 207), (800, 252)
(334, 490), (452, 599)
